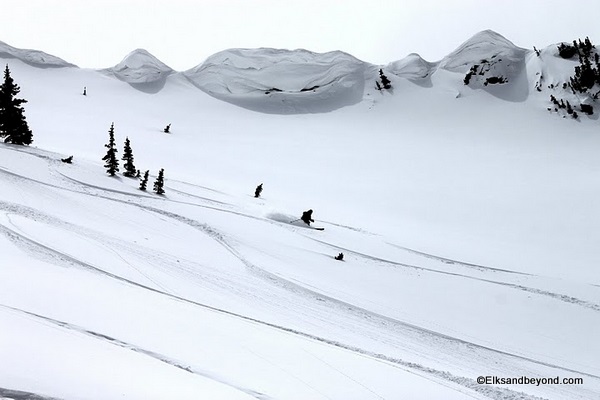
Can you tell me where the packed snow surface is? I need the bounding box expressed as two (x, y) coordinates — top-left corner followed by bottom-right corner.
(1, 30), (600, 400)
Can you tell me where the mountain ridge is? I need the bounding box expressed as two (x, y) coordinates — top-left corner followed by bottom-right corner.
(1, 30), (597, 117)
(0, 30), (529, 73)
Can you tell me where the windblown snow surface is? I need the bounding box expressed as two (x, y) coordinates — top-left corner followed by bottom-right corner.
(1, 30), (599, 400)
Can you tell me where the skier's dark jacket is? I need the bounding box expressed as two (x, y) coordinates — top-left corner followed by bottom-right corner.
(301, 209), (314, 225)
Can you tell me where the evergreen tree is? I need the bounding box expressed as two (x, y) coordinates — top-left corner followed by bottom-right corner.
(0, 64), (33, 145)
(153, 168), (165, 195)
(122, 136), (137, 177)
(139, 170), (149, 191)
(566, 101), (573, 114)
(379, 68), (392, 90)
(102, 123), (119, 176)
(254, 183), (263, 198)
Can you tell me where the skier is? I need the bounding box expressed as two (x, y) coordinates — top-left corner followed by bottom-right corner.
(334, 252), (344, 261)
(301, 209), (314, 226)
(254, 183), (263, 198)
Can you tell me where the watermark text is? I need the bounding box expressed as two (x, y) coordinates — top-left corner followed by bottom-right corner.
(477, 376), (583, 386)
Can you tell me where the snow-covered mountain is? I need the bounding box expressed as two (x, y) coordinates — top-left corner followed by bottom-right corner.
(104, 48), (173, 83)
(1, 31), (599, 400)
(0, 40), (76, 68)
(183, 48), (367, 113)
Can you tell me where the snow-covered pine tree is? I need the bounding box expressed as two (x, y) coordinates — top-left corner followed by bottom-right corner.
(153, 168), (165, 195)
(139, 170), (149, 191)
(0, 64), (33, 145)
(122, 137), (137, 177)
(102, 123), (119, 176)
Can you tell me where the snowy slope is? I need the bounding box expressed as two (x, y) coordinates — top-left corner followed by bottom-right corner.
(1, 31), (600, 400)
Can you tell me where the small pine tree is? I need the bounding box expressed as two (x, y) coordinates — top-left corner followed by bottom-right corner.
(164, 123), (171, 133)
(566, 101), (573, 114)
(379, 68), (392, 90)
(122, 137), (137, 177)
(102, 123), (119, 176)
(254, 183), (263, 198)
(153, 168), (165, 195)
(139, 170), (149, 191)
(0, 64), (33, 145)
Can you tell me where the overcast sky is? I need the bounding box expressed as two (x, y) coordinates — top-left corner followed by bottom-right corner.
(1, 0), (599, 70)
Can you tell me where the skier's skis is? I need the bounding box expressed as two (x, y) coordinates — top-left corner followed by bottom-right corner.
(311, 227), (325, 231)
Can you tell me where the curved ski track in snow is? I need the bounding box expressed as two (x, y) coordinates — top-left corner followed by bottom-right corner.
(305, 235), (600, 313)
(0, 305), (270, 400)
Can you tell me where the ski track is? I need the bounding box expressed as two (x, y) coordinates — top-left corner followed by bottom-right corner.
(0, 305), (272, 400)
(319, 219), (377, 235)
(306, 236), (600, 312)
(385, 241), (532, 276)
(164, 186), (231, 206)
(167, 178), (231, 196)
(1, 150), (598, 399)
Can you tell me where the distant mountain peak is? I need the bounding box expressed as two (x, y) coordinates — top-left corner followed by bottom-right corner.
(439, 29), (527, 72)
(105, 48), (173, 84)
(184, 48), (367, 113)
(388, 53), (438, 80)
(0, 40), (76, 68)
